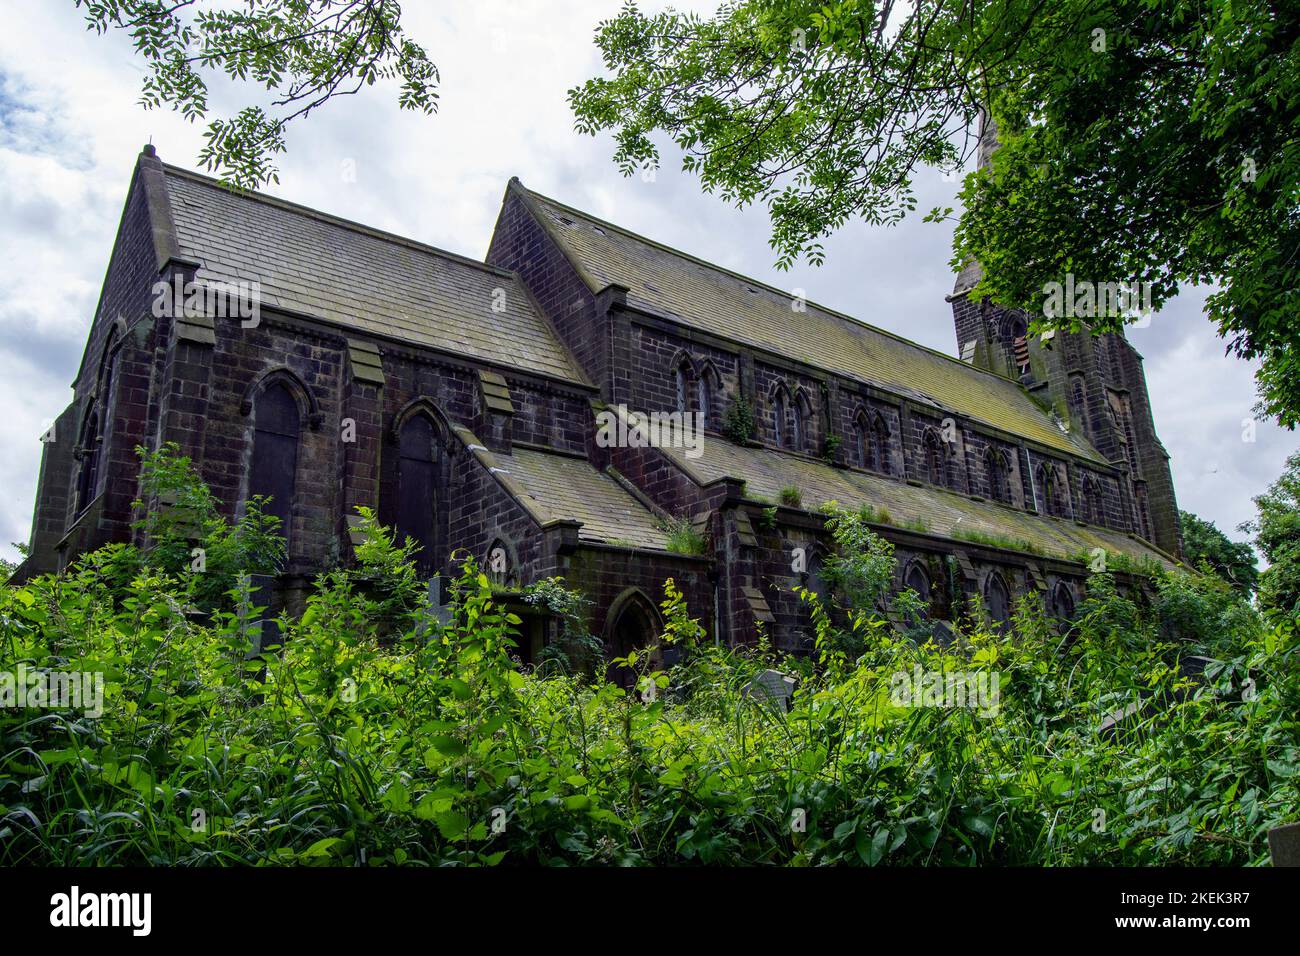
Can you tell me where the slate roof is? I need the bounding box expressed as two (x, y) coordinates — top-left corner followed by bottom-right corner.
(498, 448), (672, 551)
(161, 167), (586, 383)
(659, 438), (1173, 567)
(512, 181), (1104, 463)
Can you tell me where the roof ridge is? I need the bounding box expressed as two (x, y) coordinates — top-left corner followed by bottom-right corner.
(512, 180), (1055, 394)
(162, 163), (521, 283)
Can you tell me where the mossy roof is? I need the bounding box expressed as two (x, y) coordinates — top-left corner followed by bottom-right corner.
(660, 437), (1174, 567)
(499, 448), (671, 551)
(162, 168), (586, 383)
(514, 182), (1104, 463)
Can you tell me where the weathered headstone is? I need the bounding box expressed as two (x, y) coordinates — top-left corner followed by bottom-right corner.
(1097, 699), (1143, 735)
(1269, 822), (1300, 867)
(237, 573), (281, 656)
(416, 574), (454, 640)
(742, 669), (797, 712)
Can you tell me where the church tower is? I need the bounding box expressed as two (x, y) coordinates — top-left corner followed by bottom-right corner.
(948, 115), (1183, 558)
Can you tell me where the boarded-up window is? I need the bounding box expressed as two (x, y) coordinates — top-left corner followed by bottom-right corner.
(1036, 463), (1061, 516)
(250, 383), (300, 539)
(397, 415), (437, 572)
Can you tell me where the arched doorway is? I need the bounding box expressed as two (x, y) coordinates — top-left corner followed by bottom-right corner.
(604, 590), (662, 689)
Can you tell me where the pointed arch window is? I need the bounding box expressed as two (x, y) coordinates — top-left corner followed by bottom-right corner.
(773, 391), (787, 448)
(696, 375), (711, 427)
(605, 590), (662, 689)
(486, 538), (516, 588)
(1050, 581), (1076, 622)
(249, 383), (300, 540)
(1079, 476), (1100, 524)
(792, 393), (806, 452)
(396, 413), (439, 573)
(924, 429), (947, 487)
(985, 448), (1009, 503)
(74, 408), (101, 513)
(984, 571), (1012, 628)
(674, 363), (689, 415)
(74, 331), (123, 515)
(869, 413), (889, 474)
(853, 413), (868, 468)
(1005, 312), (1031, 378)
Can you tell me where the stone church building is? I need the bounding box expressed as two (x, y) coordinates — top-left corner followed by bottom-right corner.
(16, 145), (1182, 659)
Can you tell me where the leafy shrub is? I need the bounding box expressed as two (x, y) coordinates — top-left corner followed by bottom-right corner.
(524, 577), (605, 680)
(132, 442), (285, 611)
(821, 435), (842, 464)
(722, 398), (755, 445)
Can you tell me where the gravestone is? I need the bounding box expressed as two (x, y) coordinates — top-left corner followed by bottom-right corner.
(1269, 822), (1300, 867)
(416, 574), (454, 640)
(742, 669), (797, 712)
(236, 573), (282, 657)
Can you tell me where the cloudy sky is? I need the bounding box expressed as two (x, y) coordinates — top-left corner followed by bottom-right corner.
(0, 0), (1292, 565)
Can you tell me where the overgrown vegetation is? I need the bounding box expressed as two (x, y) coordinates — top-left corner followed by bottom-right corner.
(779, 485), (803, 508)
(1180, 510), (1258, 597)
(722, 398), (755, 445)
(953, 528), (1046, 557)
(524, 578), (605, 681)
(821, 435), (842, 465)
(660, 515), (707, 556)
(1243, 451), (1300, 618)
(2, 452), (1297, 866)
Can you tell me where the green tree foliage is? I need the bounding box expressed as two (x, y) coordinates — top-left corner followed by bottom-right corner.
(77, 0), (439, 187)
(1179, 510), (1258, 597)
(570, 1), (1300, 426)
(1243, 451), (1300, 618)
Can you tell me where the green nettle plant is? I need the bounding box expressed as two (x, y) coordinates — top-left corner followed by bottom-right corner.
(2, 463), (1297, 866)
